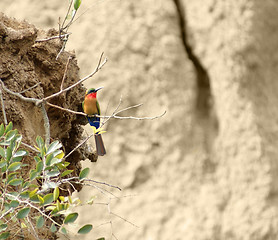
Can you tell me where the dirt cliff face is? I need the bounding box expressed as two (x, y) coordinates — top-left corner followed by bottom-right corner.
(1, 0), (278, 240)
(0, 12), (94, 187)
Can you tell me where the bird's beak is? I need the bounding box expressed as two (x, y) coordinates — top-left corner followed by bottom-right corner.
(95, 87), (104, 92)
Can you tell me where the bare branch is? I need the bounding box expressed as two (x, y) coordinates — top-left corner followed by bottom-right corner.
(21, 142), (40, 153)
(18, 82), (41, 94)
(0, 79), (38, 104)
(61, 0), (74, 31)
(83, 178), (121, 191)
(46, 102), (86, 116)
(60, 56), (73, 91)
(0, 85), (8, 126)
(40, 102), (50, 146)
(35, 33), (71, 43)
(116, 103), (143, 115)
(101, 95), (122, 126)
(0, 80), (52, 146)
(40, 52), (107, 104)
(56, 37), (68, 60)
(64, 132), (94, 159)
(100, 110), (167, 121)
(110, 211), (139, 228)
(46, 99), (166, 123)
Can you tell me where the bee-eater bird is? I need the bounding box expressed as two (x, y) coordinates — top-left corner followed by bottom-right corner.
(82, 87), (106, 156)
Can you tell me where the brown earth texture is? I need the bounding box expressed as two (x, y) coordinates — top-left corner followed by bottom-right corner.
(1, 0), (278, 240)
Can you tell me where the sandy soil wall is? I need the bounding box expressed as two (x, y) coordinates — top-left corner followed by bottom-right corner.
(1, 0), (278, 239)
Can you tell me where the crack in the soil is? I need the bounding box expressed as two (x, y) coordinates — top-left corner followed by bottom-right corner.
(173, 0), (211, 116)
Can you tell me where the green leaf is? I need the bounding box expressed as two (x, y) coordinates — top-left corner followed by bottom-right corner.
(1, 165), (6, 172)
(0, 160), (6, 168)
(42, 181), (58, 190)
(10, 200), (19, 208)
(50, 223), (57, 232)
(20, 191), (30, 199)
(38, 195), (44, 205)
(64, 213), (78, 224)
(79, 167), (89, 180)
(8, 162), (21, 171)
(5, 147), (11, 161)
(56, 200), (62, 211)
(29, 170), (38, 181)
(0, 147), (5, 158)
(0, 124), (4, 137)
(50, 158), (62, 166)
(29, 188), (38, 197)
(14, 134), (22, 144)
(5, 130), (16, 142)
(0, 224), (7, 232)
(45, 153), (54, 166)
(7, 172), (18, 183)
(61, 227), (67, 235)
(96, 238), (105, 240)
(36, 215), (44, 229)
(22, 181), (30, 189)
(47, 170), (60, 177)
(8, 178), (22, 186)
(64, 161), (70, 167)
(11, 156), (23, 162)
(74, 0), (82, 10)
(29, 195), (40, 203)
(53, 187), (59, 201)
(0, 232), (10, 239)
(13, 150), (28, 158)
(86, 196), (96, 205)
(36, 136), (44, 150)
(34, 156), (41, 163)
(36, 160), (43, 173)
(4, 122), (13, 133)
(78, 224), (93, 234)
(43, 193), (54, 205)
(61, 170), (73, 178)
(16, 208), (30, 219)
(21, 222), (27, 228)
(55, 151), (64, 159)
(46, 140), (62, 155)
(5, 192), (17, 200)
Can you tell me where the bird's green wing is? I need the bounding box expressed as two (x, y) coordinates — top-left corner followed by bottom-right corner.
(82, 101), (84, 111)
(96, 100), (101, 115)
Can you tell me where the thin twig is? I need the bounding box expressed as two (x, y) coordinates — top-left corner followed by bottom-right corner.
(64, 132), (94, 159)
(60, 56), (73, 91)
(40, 102), (50, 146)
(101, 95), (122, 126)
(110, 211), (139, 228)
(18, 82), (41, 94)
(21, 142), (39, 153)
(46, 102), (86, 116)
(56, 37), (68, 60)
(83, 179), (121, 191)
(0, 85), (8, 126)
(27, 216), (40, 240)
(115, 103), (143, 115)
(61, 0), (74, 31)
(41, 52), (107, 104)
(0, 80), (38, 104)
(101, 111), (167, 121)
(35, 33), (71, 43)
(46, 100), (165, 122)
(0, 80), (52, 146)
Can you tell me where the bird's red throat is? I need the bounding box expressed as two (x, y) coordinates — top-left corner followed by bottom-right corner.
(87, 92), (97, 99)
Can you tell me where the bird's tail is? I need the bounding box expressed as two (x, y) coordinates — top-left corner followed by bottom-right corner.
(95, 134), (106, 156)
(87, 116), (106, 156)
